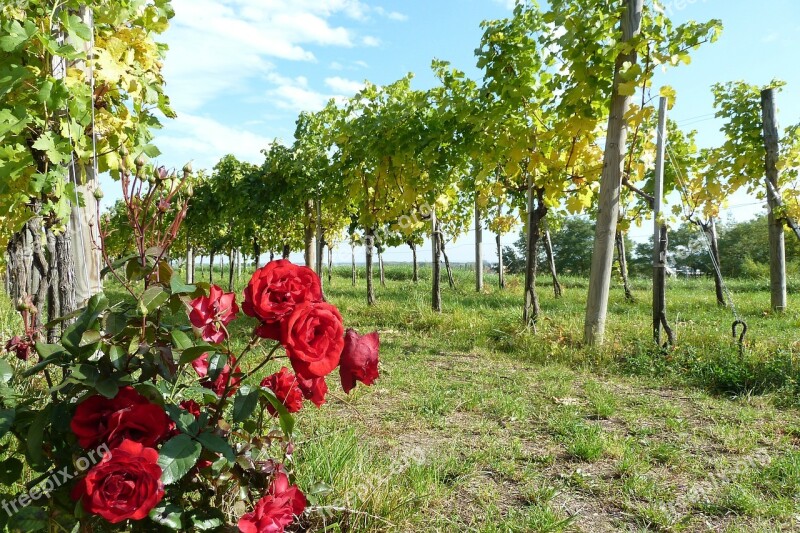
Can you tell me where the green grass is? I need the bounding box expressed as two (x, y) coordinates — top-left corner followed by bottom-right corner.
(3, 263), (800, 531)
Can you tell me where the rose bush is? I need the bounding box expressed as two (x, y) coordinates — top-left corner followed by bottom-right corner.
(0, 156), (379, 531)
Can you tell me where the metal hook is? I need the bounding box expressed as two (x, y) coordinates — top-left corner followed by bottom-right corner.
(732, 320), (747, 356)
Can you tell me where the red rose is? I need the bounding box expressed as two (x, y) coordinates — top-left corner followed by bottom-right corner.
(192, 352), (241, 397)
(243, 260), (322, 340)
(4, 335), (31, 361)
(189, 284), (239, 344)
(296, 374), (327, 408)
(179, 399), (201, 418)
(71, 387), (169, 449)
(238, 471), (306, 533)
(339, 329), (380, 394)
(71, 439), (165, 524)
(260, 367), (304, 415)
(237, 494), (293, 533)
(105, 403), (172, 449)
(282, 302), (344, 379)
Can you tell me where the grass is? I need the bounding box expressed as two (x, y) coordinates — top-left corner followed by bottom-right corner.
(3, 263), (800, 531)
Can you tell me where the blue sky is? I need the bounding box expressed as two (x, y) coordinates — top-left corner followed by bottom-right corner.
(107, 0), (800, 264)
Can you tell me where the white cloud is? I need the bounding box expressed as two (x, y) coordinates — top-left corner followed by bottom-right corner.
(163, 0), (374, 112)
(355, 60), (369, 69)
(362, 35), (381, 47)
(155, 114), (273, 170)
(325, 76), (365, 94)
(492, 0), (517, 8)
(373, 6), (408, 21)
(329, 61), (344, 70)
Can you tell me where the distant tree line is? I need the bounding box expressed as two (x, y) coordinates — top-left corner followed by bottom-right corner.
(502, 215), (800, 279)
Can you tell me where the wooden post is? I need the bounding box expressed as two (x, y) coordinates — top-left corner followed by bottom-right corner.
(475, 200), (484, 292)
(186, 240), (194, 284)
(327, 244), (333, 286)
(431, 207), (442, 312)
(761, 88), (787, 312)
(584, 0), (643, 346)
(652, 97), (669, 345)
(523, 178), (544, 330)
(315, 198), (324, 279)
(543, 228), (562, 298)
(496, 233), (505, 289)
(365, 229), (375, 306)
(304, 199), (316, 269)
(615, 231), (634, 302)
(228, 249), (234, 292)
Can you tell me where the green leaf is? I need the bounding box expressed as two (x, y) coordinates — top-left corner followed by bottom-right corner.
(0, 458), (23, 484)
(164, 404), (196, 436)
(104, 312), (128, 338)
(149, 502), (184, 530)
(170, 330), (193, 350)
(100, 253), (138, 279)
(27, 406), (52, 471)
(170, 275), (196, 295)
(109, 345), (127, 370)
(195, 431), (235, 463)
(62, 294), (108, 359)
(157, 434), (201, 485)
(0, 359), (13, 384)
(177, 346), (209, 366)
(31, 131), (70, 165)
(188, 509), (226, 531)
(260, 388), (295, 437)
(0, 408), (15, 439)
(95, 377), (120, 399)
(79, 329), (102, 347)
(7, 506), (47, 532)
(0, 20), (37, 52)
(232, 386), (259, 424)
(139, 286), (169, 316)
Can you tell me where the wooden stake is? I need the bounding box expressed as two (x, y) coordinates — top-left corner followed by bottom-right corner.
(584, 0), (643, 346)
(652, 96), (669, 345)
(761, 88), (787, 312)
(431, 207), (442, 312)
(475, 199), (483, 292)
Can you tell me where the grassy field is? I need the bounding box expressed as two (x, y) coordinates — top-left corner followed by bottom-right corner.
(2, 265), (800, 531)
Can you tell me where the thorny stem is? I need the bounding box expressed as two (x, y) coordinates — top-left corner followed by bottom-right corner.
(210, 335), (279, 426)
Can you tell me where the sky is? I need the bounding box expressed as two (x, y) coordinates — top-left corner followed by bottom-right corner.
(101, 0), (800, 265)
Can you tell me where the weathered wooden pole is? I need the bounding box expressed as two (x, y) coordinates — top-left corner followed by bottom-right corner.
(652, 96), (670, 345)
(496, 233), (505, 289)
(315, 198), (324, 279)
(431, 207), (442, 312)
(304, 199), (316, 269)
(584, 0), (643, 346)
(761, 88), (787, 312)
(365, 229), (375, 305)
(185, 236), (194, 284)
(475, 200), (484, 292)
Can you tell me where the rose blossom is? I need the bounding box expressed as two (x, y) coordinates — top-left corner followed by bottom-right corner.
(296, 374), (328, 408)
(70, 387), (170, 450)
(4, 335), (31, 361)
(71, 439), (165, 524)
(242, 260), (322, 340)
(189, 284), (239, 344)
(238, 471), (306, 533)
(179, 399), (202, 418)
(339, 329), (380, 394)
(260, 367), (304, 414)
(192, 352), (241, 397)
(281, 302), (344, 379)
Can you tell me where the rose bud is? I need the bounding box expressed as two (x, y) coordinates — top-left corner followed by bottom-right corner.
(135, 155), (147, 168)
